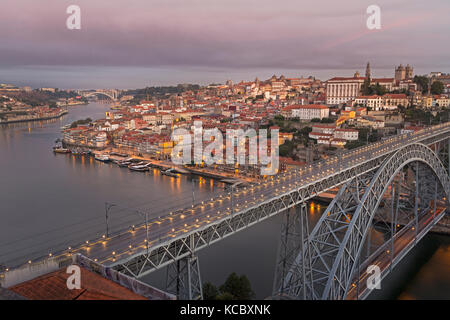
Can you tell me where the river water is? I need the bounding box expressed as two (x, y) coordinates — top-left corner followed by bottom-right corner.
(0, 102), (449, 299)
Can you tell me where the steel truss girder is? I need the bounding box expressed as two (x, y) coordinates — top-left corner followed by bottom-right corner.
(302, 143), (450, 300)
(114, 155), (387, 278)
(113, 131), (450, 280)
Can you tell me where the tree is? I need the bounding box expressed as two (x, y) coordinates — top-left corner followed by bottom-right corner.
(366, 83), (386, 96)
(279, 144), (290, 157)
(362, 77), (371, 95)
(413, 75), (429, 94)
(373, 83), (387, 96)
(202, 282), (219, 300)
(215, 292), (235, 300)
(70, 117), (92, 128)
(279, 140), (295, 157)
(346, 140), (365, 149)
(219, 272), (254, 300)
(431, 81), (444, 95)
(320, 118), (334, 123)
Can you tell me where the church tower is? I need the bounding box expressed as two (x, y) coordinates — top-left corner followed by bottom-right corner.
(365, 62), (371, 80)
(405, 64), (413, 79)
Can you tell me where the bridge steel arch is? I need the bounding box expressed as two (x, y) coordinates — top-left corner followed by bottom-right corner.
(297, 143), (450, 300)
(83, 91), (117, 100)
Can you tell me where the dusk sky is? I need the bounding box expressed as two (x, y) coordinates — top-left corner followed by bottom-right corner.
(0, 0), (449, 89)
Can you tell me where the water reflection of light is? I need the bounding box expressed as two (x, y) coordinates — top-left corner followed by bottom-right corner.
(170, 176), (175, 192)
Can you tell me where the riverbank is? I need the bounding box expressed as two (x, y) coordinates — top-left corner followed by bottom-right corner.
(60, 102), (88, 107)
(92, 149), (251, 185)
(0, 110), (68, 124)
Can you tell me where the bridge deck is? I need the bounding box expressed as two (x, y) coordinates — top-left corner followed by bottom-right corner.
(346, 206), (447, 300)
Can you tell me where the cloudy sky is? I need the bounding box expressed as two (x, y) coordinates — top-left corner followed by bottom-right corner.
(0, 0), (449, 89)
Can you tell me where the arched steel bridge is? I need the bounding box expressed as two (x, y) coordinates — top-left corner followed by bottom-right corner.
(2, 123), (450, 300)
(80, 89), (119, 101)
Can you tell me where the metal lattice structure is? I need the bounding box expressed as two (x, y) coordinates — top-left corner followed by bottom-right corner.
(166, 254), (203, 300)
(114, 152), (389, 279)
(275, 143), (450, 300)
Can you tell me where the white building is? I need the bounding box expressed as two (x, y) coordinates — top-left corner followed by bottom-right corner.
(309, 126), (359, 144)
(326, 76), (365, 105)
(311, 124), (336, 135)
(355, 95), (383, 110)
(282, 104), (330, 120)
(334, 128), (359, 141)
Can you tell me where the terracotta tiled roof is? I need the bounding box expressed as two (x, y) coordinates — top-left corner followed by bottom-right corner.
(9, 266), (148, 300)
(327, 77), (366, 81)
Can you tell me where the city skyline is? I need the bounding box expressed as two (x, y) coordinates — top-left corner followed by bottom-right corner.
(1, 0), (449, 88)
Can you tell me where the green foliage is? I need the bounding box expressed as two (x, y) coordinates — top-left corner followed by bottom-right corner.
(320, 118), (334, 123)
(355, 128), (376, 143)
(311, 118), (321, 122)
(365, 83), (387, 96)
(219, 272), (254, 300)
(345, 140), (365, 149)
(299, 126), (312, 135)
(280, 140), (296, 157)
(215, 292), (235, 300)
(70, 118), (92, 128)
(202, 272), (255, 300)
(413, 75), (429, 94)
(46, 90), (78, 99)
(124, 84), (200, 103)
(5, 91), (51, 106)
(202, 282), (219, 300)
(362, 78), (371, 95)
(4, 90), (79, 107)
(403, 106), (444, 124)
(431, 81), (444, 95)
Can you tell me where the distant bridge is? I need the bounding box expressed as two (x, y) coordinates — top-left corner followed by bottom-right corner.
(78, 89), (119, 101)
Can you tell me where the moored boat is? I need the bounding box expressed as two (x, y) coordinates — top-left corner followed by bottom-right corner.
(53, 146), (71, 154)
(95, 154), (110, 162)
(161, 168), (179, 178)
(118, 161), (132, 167)
(129, 165), (149, 172)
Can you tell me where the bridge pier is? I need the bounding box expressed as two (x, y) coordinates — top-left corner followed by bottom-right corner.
(166, 254), (203, 300)
(272, 202), (312, 299)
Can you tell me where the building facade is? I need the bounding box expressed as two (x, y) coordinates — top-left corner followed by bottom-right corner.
(326, 76), (365, 105)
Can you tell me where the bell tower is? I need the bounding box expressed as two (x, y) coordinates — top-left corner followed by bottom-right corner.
(365, 62), (371, 80)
